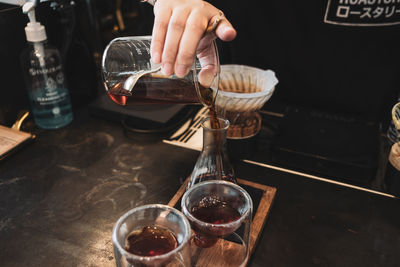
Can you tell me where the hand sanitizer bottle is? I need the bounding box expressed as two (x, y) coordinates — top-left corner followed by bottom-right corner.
(20, 2), (73, 129)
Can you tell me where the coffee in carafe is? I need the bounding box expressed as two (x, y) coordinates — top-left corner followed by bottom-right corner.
(102, 36), (219, 107)
(102, 36), (229, 183)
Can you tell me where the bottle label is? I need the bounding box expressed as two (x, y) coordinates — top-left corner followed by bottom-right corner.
(33, 89), (68, 105)
(30, 86), (70, 117)
(29, 65), (62, 76)
(27, 63), (72, 118)
(30, 69), (68, 105)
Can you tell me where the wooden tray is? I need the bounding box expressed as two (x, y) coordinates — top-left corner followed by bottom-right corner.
(168, 178), (277, 266)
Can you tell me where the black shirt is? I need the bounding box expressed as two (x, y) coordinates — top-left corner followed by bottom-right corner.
(212, 0), (400, 123)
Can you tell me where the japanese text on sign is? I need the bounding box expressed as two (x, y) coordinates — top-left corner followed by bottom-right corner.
(324, 0), (400, 26)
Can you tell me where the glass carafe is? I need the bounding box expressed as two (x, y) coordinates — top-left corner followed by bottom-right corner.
(187, 117), (236, 189)
(101, 36), (219, 107)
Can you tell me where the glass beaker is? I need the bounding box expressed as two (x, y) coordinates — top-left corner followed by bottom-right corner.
(102, 36), (219, 107)
(181, 180), (253, 267)
(112, 204), (192, 267)
(187, 117), (236, 189)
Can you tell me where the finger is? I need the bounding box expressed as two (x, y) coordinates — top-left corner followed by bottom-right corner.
(175, 11), (208, 78)
(198, 66), (217, 89)
(200, 3), (236, 41)
(151, 5), (172, 64)
(162, 7), (190, 76)
(215, 17), (237, 42)
(197, 43), (219, 87)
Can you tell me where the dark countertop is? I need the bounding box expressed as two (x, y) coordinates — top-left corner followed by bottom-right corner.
(0, 108), (399, 267)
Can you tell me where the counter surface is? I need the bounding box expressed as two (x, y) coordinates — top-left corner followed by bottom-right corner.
(0, 109), (399, 267)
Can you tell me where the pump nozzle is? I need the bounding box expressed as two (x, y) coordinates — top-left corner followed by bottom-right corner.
(23, 2), (36, 22)
(22, 1), (47, 42)
(22, 2), (47, 66)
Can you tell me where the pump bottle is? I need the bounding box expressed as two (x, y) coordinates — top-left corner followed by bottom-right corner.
(20, 2), (73, 129)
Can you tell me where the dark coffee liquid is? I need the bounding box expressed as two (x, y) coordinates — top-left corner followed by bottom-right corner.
(107, 73), (226, 181)
(208, 105), (224, 184)
(195, 173), (236, 185)
(107, 74), (214, 106)
(190, 196), (241, 248)
(209, 104), (220, 129)
(107, 72), (220, 129)
(125, 226), (178, 256)
(191, 196), (241, 224)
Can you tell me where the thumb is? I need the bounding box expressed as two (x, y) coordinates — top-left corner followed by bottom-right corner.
(215, 19), (236, 42)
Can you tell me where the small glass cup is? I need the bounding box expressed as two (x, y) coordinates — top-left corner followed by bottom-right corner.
(181, 181), (253, 267)
(112, 204), (191, 267)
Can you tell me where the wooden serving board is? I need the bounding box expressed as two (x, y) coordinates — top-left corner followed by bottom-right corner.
(168, 178), (277, 266)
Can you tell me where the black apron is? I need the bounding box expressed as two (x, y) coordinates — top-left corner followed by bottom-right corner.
(212, 0), (400, 123)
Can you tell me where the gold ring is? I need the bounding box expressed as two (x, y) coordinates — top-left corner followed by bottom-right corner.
(141, 0), (157, 6)
(205, 11), (224, 34)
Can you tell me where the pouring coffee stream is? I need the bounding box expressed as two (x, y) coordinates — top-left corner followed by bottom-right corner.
(102, 32), (232, 185)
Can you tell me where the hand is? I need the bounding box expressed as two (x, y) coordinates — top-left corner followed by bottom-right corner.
(151, 0), (236, 78)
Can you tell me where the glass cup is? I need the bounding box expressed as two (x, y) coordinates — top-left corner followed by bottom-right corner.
(112, 204), (191, 267)
(181, 181), (253, 267)
(101, 36), (219, 107)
